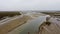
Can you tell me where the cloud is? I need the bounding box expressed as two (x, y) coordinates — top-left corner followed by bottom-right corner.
(0, 0), (60, 11)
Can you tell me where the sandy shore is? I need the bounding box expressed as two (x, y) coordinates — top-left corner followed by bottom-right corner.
(0, 15), (32, 34)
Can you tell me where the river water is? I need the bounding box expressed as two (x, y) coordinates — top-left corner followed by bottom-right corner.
(8, 16), (48, 34)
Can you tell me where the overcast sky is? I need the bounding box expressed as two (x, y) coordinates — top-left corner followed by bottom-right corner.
(0, 0), (60, 11)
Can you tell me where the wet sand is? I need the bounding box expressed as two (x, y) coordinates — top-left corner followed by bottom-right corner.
(0, 15), (31, 34)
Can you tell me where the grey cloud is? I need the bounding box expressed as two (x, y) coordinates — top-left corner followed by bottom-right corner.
(0, 0), (60, 11)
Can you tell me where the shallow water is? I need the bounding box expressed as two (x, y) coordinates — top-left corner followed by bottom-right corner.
(8, 16), (47, 34)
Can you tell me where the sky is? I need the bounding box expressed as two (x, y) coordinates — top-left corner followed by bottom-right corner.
(0, 0), (60, 11)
